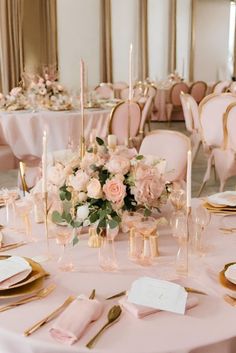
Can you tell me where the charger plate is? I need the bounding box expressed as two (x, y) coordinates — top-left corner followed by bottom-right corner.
(0, 255), (48, 290)
(0, 277), (44, 299)
(203, 202), (236, 215)
(219, 262), (236, 291)
(207, 191), (236, 207)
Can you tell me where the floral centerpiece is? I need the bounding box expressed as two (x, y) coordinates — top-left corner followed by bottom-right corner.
(0, 87), (28, 111)
(51, 138), (168, 243)
(27, 74), (71, 110)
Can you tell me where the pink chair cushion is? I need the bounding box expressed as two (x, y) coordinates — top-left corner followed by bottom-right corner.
(190, 81), (207, 103)
(0, 145), (16, 171)
(170, 82), (189, 106)
(139, 130), (190, 181)
(200, 94), (236, 147)
(110, 101), (141, 145)
(95, 84), (114, 99)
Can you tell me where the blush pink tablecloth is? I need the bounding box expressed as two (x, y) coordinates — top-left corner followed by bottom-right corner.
(0, 109), (110, 161)
(0, 200), (236, 353)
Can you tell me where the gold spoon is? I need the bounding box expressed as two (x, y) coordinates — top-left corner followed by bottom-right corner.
(86, 305), (122, 349)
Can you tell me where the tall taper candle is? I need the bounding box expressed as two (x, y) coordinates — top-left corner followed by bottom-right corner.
(42, 130), (47, 193)
(129, 43), (133, 101)
(80, 59), (85, 157)
(186, 150), (192, 208)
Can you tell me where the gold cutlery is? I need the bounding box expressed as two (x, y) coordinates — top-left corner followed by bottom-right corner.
(219, 227), (236, 234)
(86, 305), (122, 349)
(0, 284), (56, 313)
(24, 295), (75, 336)
(0, 241), (26, 252)
(89, 289), (96, 300)
(106, 286), (207, 300)
(223, 294), (236, 306)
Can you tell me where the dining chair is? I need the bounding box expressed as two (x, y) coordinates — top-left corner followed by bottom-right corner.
(189, 81), (207, 103)
(198, 93), (236, 195)
(109, 101), (141, 146)
(112, 82), (128, 99)
(94, 83), (114, 99)
(139, 130), (191, 182)
(120, 87), (143, 101)
(213, 81), (231, 94)
(180, 92), (201, 161)
(143, 84), (157, 98)
(228, 81), (236, 94)
(211, 102), (236, 191)
(166, 82), (189, 124)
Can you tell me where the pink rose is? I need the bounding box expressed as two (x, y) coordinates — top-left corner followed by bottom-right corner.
(47, 163), (66, 187)
(132, 174), (165, 208)
(112, 146), (137, 159)
(87, 178), (102, 199)
(134, 163), (154, 180)
(106, 155), (130, 175)
(103, 177), (126, 206)
(68, 170), (89, 191)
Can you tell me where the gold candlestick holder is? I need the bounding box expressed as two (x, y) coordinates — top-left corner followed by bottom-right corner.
(80, 135), (85, 159)
(43, 191), (51, 258)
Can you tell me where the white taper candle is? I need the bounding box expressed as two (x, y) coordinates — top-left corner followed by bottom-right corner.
(42, 130), (47, 194)
(129, 43), (133, 101)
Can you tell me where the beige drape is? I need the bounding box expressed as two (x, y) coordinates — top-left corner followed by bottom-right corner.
(168, 0), (177, 74)
(233, 1), (236, 78)
(0, 0), (24, 94)
(138, 0), (148, 80)
(39, 0), (58, 77)
(100, 0), (113, 83)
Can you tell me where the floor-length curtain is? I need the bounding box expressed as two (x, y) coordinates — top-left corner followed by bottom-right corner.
(100, 0), (113, 83)
(39, 0), (58, 78)
(168, 0), (177, 74)
(138, 0), (148, 80)
(0, 0), (24, 94)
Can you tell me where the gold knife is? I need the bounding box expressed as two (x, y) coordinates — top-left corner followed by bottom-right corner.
(0, 241), (26, 252)
(24, 295), (75, 336)
(106, 286), (207, 300)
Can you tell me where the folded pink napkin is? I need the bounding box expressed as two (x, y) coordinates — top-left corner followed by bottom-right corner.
(50, 295), (103, 345)
(119, 295), (199, 319)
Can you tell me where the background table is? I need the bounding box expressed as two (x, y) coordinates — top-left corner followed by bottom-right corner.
(0, 201), (236, 353)
(0, 108), (110, 162)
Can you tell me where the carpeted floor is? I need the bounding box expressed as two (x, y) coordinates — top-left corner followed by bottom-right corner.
(0, 121), (235, 196)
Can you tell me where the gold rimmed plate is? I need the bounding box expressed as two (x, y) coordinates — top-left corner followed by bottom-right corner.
(0, 256), (48, 290)
(0, 277), (44, 299)
(219, 262), (236, 291)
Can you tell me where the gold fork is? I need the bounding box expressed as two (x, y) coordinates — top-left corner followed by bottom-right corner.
(24, 295), (75, 336)
(0, 283), (56, 313)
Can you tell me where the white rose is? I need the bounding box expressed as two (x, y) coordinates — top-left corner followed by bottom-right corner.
(47, 164), (66, 187)
(68, 170), (89, 191)
(76, 204), (89, 221)
(87, 178), (102, 199)
(78, 191), (88, 203)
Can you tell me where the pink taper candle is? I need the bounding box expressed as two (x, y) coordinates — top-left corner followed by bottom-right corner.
(129, 43), (133, 101)
(186, 150), (192, 208)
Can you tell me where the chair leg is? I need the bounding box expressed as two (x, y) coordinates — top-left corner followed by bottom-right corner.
(192, 141), (201, 164)
(219, 180), (225, 192)
(148, 119), (151, 132)
(197, 181), (207, 197)
(213, 163), (217, 181)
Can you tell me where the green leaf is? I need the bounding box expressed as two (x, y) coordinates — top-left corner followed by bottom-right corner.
(108, 219), (118, 229)
(96, 137), (104, 145)
(98, 218), (106, 229)
(65, 190), (72, 201)
(136, 155), (144, 160)
(51, 211), (63, 224)
(144, 208), (151, 217)
(99, 209), (107, 220)
(89, 212), (99, 223)
(65, 213), (72, 223)
(60, 190), (66, 201)
(72, 221), (83, 228)
(72, 236), (79, 246)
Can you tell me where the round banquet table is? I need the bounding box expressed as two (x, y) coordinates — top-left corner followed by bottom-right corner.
(0, 108), (110, 161)
(0, 201), (236, 353)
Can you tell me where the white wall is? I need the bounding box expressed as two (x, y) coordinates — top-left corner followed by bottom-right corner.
(148, 0), (170, 81)
(176, 0), (192, 80)
(111, 0), (139, 83)
(194, 0), (230, 81)
(57, 0), (100, 91)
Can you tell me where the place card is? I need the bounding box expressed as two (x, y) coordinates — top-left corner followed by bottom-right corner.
(127, 277), (187, 315)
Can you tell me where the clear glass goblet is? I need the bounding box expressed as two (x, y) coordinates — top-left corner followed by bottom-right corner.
(191, 205), (211, 256)
(169, 189), (186, 212)
(55, 225), (75, 272)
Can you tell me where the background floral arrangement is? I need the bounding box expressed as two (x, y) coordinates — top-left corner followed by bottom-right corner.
(51, 138), (168, 240)
(0, 87), (28, 111)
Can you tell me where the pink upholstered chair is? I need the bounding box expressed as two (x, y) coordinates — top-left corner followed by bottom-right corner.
(212, 102), (236, 191)
(198, 93), (236, 194)
(144, 85), (157, 98)
(213, 81), (231, 94)
(180, 92), (201, 161)
(113, 82), (128, 99)
(109, 101), (142, 145)
(166, 82), (189, 124)
(94, 83), (114, 99)
(189, 81), (207, 103)
(139, 130), (191, 182)
(120, 87), (143, 100)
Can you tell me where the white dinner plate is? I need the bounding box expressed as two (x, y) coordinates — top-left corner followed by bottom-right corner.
(225, 264), (236, 285)
(207, 191), (236, 207)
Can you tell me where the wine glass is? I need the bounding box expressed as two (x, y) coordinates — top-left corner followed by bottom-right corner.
(191, 205), (211, 256)
(0, 188), (19, 230)
(169, 189), (186, 213)
(55, 225), (75, 271)
(15, 199), (35, 242)
(170, 212), (188, 276)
